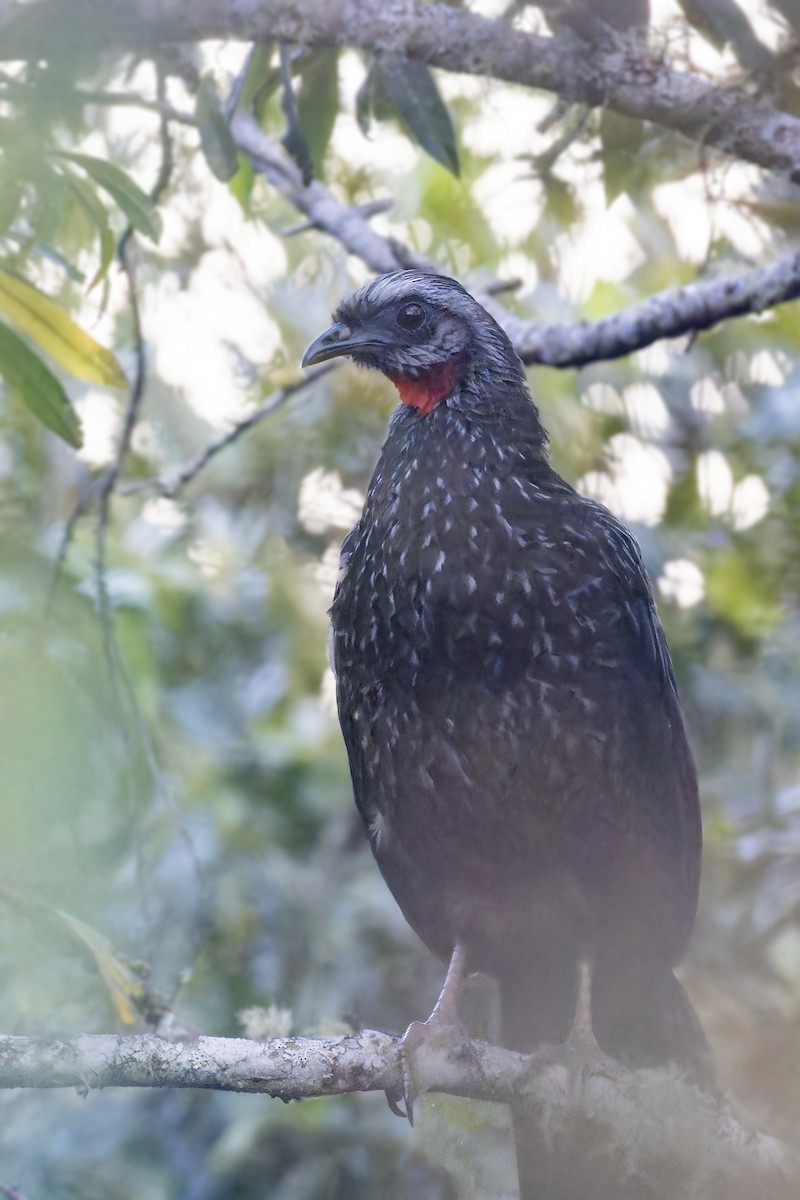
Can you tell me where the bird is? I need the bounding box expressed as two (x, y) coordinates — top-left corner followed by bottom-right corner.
(303, 271), (715, 1199)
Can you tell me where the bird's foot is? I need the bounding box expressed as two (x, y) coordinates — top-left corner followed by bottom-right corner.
(386, 943), (471, 1125)
(393, 1009), (476, 1125)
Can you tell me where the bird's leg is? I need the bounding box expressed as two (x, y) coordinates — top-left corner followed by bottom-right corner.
(428, 940), (468, 1027)
(564, 958), (618, 1073)
(565, 958), (599, 1054)
(388, 943), (469, 1125)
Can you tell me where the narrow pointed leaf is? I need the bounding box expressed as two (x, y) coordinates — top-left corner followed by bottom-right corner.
(56, 910), (144, 1025)
(0, 321), (83, 446)
(280, 45), (314, 185)
(0, 266), (126, 387)
(297, 49), (340, 178)
(61, 168), (115, 291)
(355, 68), (373, 138)
(55, 151), (162, 242)
(373, 57), (459, 176)
(238, 43), (278, 124)
(196, 78), (240, 181)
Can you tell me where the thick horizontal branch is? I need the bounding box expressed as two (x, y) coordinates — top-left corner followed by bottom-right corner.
(6, 0), (800, 180)
(0, 1028), (797, 1199)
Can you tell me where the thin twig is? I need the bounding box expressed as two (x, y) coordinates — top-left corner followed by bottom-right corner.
(49, 79), (176, 598)
(0, 1185), (30, 1200)
(93, 69), (173, 651)
(74, 87), (194, 125)
(123, 364), (335, 499)
(90, 78), (173, 806)
(47, 472), (105, 612)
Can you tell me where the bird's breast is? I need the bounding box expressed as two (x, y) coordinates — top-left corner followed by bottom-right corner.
(331, 435), (568, 691)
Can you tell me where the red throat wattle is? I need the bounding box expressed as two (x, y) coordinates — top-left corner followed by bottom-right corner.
(387, 358), (463, 415)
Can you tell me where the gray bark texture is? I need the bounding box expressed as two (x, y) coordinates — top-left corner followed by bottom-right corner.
(3, 0), (800, 180)
(0, 1029), (798, 1199)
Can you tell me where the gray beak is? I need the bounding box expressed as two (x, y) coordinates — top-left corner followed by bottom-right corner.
(302, 322), (383, 367)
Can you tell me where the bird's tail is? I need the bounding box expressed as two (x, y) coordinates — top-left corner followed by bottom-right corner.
(499, 957), (717, 1200)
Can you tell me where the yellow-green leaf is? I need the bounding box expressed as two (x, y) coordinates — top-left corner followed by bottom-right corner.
(56, 910), (145, 1026)
(0, 320), (83, 446)
(0, 265), (126, 387)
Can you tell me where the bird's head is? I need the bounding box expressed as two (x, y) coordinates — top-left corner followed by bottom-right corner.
(302, 270), (530, 419)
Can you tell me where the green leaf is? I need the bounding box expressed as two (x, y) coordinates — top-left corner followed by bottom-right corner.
(297, 50), (340, 179)
(371, 56), (459, 176)
(228, 154), (255, 210)
(0, 265), (126, 387)
(0, 320), (82, 446)
(238, 43), (279, 123)
(195, 77), (240, 182)
(599, 109), (645, 205)
(60, 168), (115, 290)
(54, 151), (162, 242)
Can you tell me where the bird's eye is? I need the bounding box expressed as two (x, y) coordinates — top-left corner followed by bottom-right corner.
(396, 302), (426, 331)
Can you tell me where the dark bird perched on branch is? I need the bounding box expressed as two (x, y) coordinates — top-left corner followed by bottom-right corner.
(303, 272), (715, 1199)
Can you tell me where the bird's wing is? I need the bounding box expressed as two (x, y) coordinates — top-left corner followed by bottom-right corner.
(332, 491), (701, 964)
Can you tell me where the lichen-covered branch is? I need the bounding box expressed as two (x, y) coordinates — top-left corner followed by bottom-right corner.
(5, 0), (800, 180)
(0, 1029), (797, 1199)
(497, 252), (800, 366)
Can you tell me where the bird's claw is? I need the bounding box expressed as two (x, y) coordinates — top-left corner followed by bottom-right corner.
(385, 1020), (431, 1124)
(387, 943), (470, 1125)
(397, 1018), (430, 1126)
(394, 1012), (474, 1126)
(385, 1089), (409, 1120)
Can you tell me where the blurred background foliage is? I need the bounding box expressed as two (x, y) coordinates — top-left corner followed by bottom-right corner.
(1, 0), (800, 1196)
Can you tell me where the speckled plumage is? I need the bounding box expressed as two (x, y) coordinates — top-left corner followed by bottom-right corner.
(304, 272), (712, 1195)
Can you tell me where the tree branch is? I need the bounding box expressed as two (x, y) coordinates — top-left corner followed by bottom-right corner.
(498, 252), (800, 366)
(0, 1029), (797, 1199)
(232, 111), (432, 276)
(122, 364), (336, 498)
(232, 111), (800, 367)
(5, 0), (800, 180)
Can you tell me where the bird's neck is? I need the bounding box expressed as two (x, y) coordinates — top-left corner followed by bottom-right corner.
(386, 378), (550, 466)
(386, 358), (466, 416)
